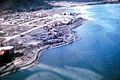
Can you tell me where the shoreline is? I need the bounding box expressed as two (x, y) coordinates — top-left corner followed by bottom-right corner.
(0, 8), (85, 77)
(0, 1), (119, 77)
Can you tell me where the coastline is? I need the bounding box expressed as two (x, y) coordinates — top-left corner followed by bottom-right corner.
(0, 8), (85, 77)
(0, 0), (119, 78)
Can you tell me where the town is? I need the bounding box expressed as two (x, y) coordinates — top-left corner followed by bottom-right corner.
(0, 7), (85, 77)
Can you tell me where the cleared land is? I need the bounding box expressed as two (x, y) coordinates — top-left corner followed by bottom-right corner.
(0, 6), (85, 77)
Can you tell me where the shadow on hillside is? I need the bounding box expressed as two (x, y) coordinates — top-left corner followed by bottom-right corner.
(0, 0), (103, 14)
(0, 0), (119, 15)
(0, 0), (53, 13)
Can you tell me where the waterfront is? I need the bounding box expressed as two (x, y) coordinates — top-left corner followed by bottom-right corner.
(1, 3), (120, 80)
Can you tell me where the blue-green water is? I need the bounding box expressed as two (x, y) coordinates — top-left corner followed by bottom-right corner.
(2, 3), (120, 80)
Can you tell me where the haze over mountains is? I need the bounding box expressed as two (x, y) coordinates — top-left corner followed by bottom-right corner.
(0, 0), (102, 4)
(0, 0), (102, 10)
(0, 0), (119, 12)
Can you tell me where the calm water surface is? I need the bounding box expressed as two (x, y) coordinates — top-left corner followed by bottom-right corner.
(2, 3), (120, 80)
